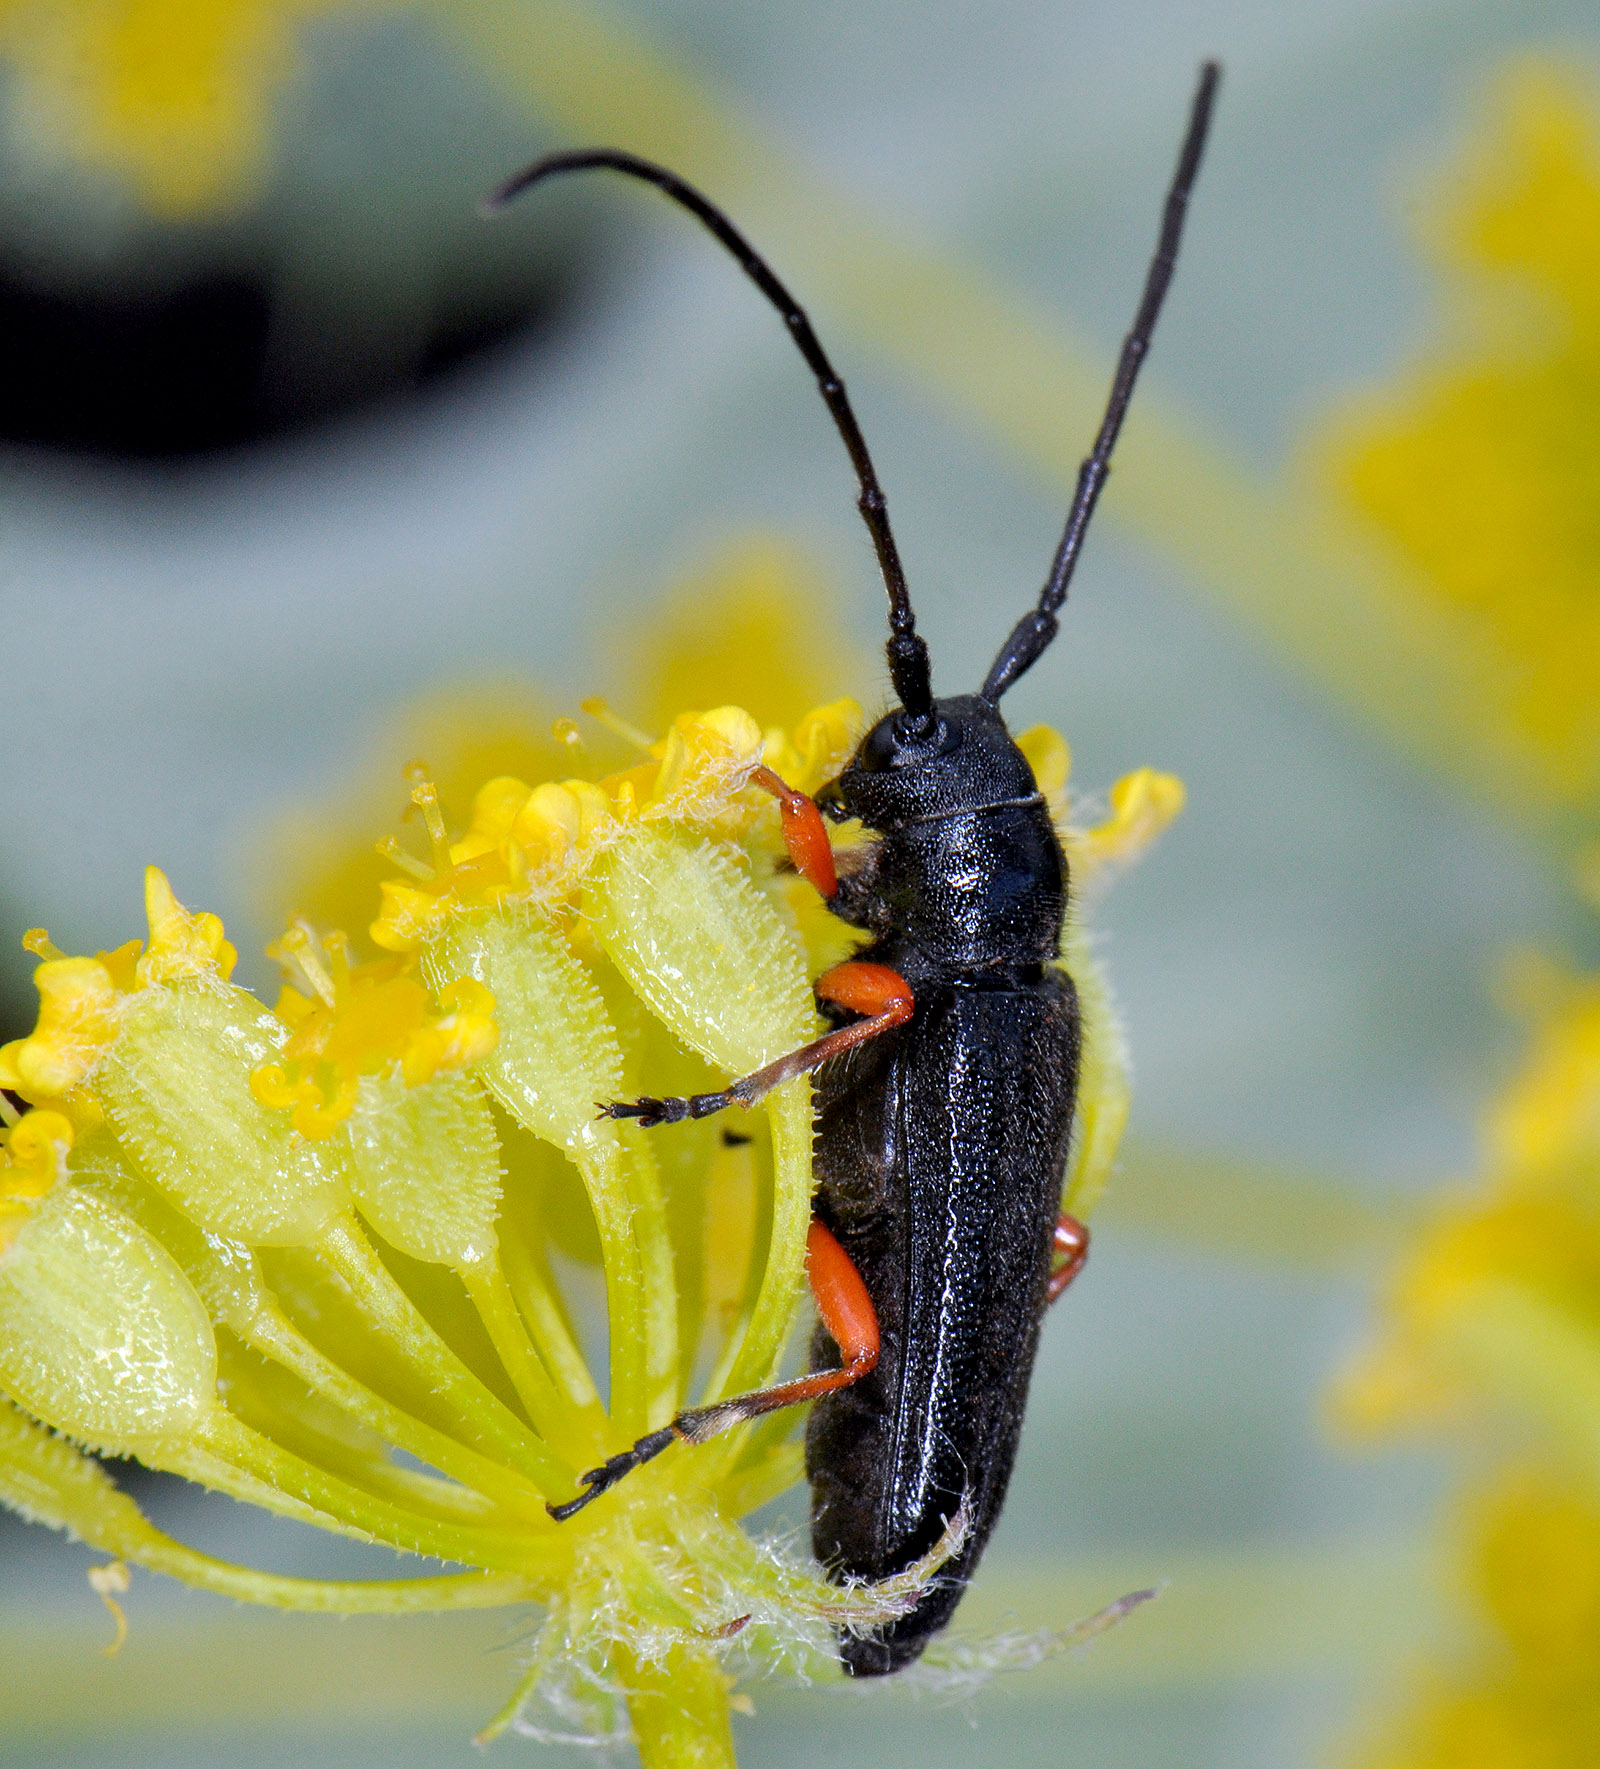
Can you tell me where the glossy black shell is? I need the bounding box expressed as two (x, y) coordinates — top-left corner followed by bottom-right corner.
(804, 694), (1080, 1675)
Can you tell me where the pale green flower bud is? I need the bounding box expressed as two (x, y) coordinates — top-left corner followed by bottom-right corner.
(98, 983), (347, 1245)
(422, 907), (620, 1147)
(587, 826), (815, 1073)
(345, 1070), (501, 1269)
(0, 1185), (216, 1453)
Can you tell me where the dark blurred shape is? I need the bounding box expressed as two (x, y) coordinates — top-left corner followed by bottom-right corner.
(0, 963), (28, 1057)
(0, 250), (587, 460)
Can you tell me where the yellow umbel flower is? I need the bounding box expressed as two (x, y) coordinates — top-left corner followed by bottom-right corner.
(0, 680), (1176, 1760)
(1319, 61), (1600, 809)
(1350, 1472), (1600, 1769)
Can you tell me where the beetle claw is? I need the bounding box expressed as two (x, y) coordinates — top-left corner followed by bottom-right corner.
(598, 1095), (677, 1128)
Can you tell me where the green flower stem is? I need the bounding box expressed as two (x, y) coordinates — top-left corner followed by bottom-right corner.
(711, 1079), (812, 1402)
(126, 1551), (543, 1613)
(241, 1295), (551, 1519)
(719, 1440), (804, 1520)
(569, 1128), (652, 1443)
(0, 1400), (548, 1613)
(621, 1640), (738, 1769)
(159, 1441), (341, 1534)
(217, 1363), (507, 1528)
(621, 1133), (683, 1429)
(186, 1412), (556, 1576)
(315, 1211), (573, 1493)
(497, 1222), (605, 1418)
(461, 1255), (572, 1443)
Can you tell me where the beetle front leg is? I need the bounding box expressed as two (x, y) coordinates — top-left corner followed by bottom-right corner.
(602, 961), (914, 1127)
(547, 1218), (878, 1519)
(748, 763), (837, 897)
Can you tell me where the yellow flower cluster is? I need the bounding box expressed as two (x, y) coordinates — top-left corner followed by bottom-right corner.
(251, 926), (498, 1141)
(1321, 62), (1600, 809)
(0, 679), (1178, 1757)
(0, 869), (235, 1112)
(369, 700), (859, 953)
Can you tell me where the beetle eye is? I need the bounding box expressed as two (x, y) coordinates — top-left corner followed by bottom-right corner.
(857, 712), (957, 773)
(858, 717), (902, 772)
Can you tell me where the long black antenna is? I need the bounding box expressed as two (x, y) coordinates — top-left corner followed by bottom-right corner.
(485, 150), (934, 721)
(982, 61), (1220, 704)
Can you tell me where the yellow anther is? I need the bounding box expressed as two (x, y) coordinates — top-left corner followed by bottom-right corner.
(696, 705), (764, 756)
(552, 716), (586, 757)
(511, 782), (582, 859)
(466, 776), (534, 848)
(0, 1094), (17, 1129)
(1017, 725), (1072, 801)
(371, 696), (864, 939)
(0, 958), (124, 1099)
(406, 763), (453, 871)
(566, 780), (613, 834)
(254, 931), (499, 1137)
(95, 940), (143, 993)
(787, 698), (863, 792)
(22, 929), (66, 961)
(1093, 770), (1187, 865)
(581, 697), (655, 752)
(375, 836), (434, 882)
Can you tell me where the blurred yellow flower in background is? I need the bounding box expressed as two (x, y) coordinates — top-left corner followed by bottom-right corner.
(1321, 61), (1600, 814)
(1325, 60), (1600, 1769)
(0, 0), (378, 216)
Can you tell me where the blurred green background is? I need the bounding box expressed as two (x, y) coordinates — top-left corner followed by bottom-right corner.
(3, 1), (1598, 1764)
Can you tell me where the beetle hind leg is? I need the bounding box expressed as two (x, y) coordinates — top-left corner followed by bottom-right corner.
(547, 1219), (878, 1520)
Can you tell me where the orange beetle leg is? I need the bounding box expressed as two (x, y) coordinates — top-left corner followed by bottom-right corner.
(602, 962), (914, 1127)
(547, 1217), (877, 1520)
(1047, 1212), (1090, 1304)
(749, 763), (838, 899)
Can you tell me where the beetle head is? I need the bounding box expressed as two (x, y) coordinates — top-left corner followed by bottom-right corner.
(819, 695), (1038, 829)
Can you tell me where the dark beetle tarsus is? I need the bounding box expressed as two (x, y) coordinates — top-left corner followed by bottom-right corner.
(546, 1426), (681, 1521)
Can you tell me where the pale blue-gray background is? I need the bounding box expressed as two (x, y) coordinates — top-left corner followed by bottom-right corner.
(2, 2), (1596, 1764)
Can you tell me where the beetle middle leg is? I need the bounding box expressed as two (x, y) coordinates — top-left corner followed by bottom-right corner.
(1048, 1212), (1090, 1303)
(547, 1218), (879, 1520)
(602, 961), (914, 1127)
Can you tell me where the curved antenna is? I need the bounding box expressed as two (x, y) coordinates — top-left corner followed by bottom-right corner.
(485, 150), (934, 720)
(982, 61), (1221, 704)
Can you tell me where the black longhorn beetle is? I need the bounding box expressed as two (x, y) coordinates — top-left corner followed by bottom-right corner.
(486, 61), (1219, 1676)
